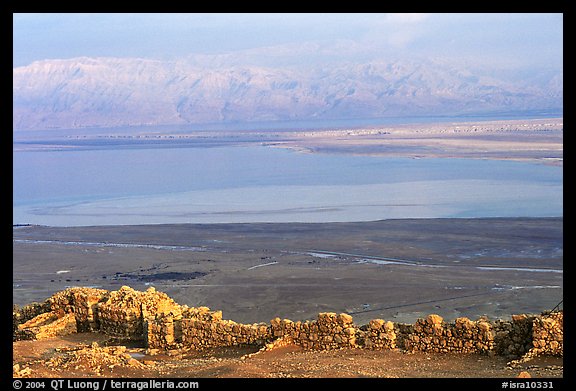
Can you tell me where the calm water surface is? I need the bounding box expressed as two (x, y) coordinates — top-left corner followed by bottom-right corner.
(13, 145), (563, 226)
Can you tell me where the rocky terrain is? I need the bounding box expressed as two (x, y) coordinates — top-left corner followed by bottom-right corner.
(12, 334), (563, 379)
(13, 286), (563, 379)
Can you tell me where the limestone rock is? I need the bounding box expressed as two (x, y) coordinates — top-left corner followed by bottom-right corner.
(338, 313), (354, 325)
(426, 314), (443, 325)
(17, 312), (77, 340)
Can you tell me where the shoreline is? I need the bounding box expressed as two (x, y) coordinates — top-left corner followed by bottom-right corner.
(14, 117), (563, 166)
(12, 215), (564, 229)
(13, 176), (563, 227)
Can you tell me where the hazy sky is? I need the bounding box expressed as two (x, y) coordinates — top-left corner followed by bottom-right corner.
(13, 13), (563, 71)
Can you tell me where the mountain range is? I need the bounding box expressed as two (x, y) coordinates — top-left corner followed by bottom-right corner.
(13, 53), (562, 131)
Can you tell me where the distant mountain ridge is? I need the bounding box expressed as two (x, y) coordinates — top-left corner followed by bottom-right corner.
(13, 56), (562, 131)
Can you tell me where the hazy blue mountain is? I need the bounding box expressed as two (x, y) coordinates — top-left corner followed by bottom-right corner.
(13, 53), (562, 131)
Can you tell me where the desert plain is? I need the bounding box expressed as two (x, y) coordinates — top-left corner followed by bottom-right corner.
(13, 217), (563, 326)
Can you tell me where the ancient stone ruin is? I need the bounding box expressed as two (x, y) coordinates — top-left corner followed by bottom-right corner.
(14, 286), (563, 363)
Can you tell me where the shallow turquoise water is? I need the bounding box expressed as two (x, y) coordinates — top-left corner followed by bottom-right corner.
(13, 145), (563, 226)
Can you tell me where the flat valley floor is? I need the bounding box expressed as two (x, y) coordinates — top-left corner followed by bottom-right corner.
(13, 218), (563, 326)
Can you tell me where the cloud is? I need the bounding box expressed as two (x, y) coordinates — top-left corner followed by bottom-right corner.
(365, 13), (431, 49)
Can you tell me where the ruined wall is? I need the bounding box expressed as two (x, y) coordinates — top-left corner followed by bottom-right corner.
(360, 318), (397, 350)
(98, 286), (180, 339)
(493, 314), (536, 358)
(14, 287), (563, 363)
(48, 287), (109, 332)
(180, 307), (270, 350)
(13, 302), (51, 339)
(531, 311), (563, 356)
(403, 314), (494, 354)
(269, 312), (357, 350)
(146, 306), (562, 360)
(16, 312), (77, 340)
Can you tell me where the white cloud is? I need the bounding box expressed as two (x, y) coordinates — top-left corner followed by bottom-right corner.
(369, 13), (431, 49)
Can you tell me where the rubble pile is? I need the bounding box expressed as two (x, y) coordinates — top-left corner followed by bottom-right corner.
(12, 363), (33, 378)
(261, 335), (295, 352)
(45, 343), (144, 375)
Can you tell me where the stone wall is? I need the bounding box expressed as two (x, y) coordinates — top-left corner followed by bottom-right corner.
(181, 309), (270, 350)
(13, 302), (51, 339)
(48, 287), (109, 332)
(13, 286), (563, 363)
(531, 311), (563, 356)
(359, 318), (396, 350)
(98, 286), (180, 340)
(493, 314), (536, 358)
(403, 315), (494, 354)
(269, 312), (357, 350)
(16, 312), (77, 340)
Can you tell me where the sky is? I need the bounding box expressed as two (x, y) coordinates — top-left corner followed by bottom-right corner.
(13, 13), (563, 71)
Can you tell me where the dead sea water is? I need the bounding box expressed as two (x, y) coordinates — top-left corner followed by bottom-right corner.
(13, 145), (562, 226)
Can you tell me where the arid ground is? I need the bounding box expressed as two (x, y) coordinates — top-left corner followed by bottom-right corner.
(14, 218), (562, 327)
(13, 332), (563, 378)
